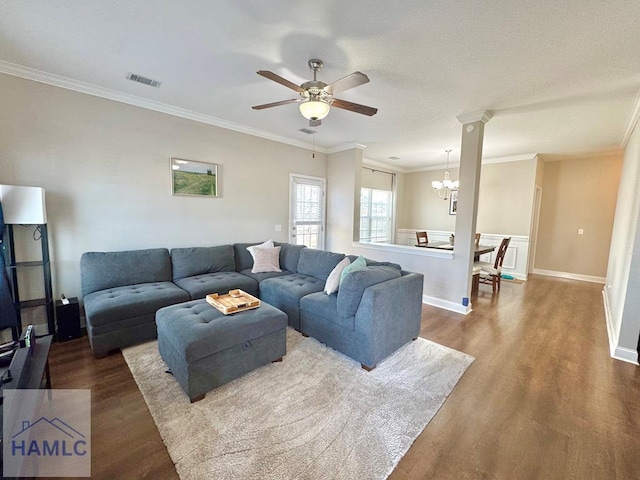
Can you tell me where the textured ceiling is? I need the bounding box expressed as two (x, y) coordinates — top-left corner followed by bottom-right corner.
(1, 0), (639, 169)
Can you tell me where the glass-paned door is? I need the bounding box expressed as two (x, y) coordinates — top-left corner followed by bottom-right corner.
(289, 174), (326, 249)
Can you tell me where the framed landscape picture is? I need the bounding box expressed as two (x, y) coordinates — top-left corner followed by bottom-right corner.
(449, 190), (458, 215)
(171, 158), (218, 197)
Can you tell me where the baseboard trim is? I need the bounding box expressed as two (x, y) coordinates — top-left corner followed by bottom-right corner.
(532, 269), (605, 284)
(602, 289), (640, 365)
(422, 295), (471, 315)
(612, 346), (639, 365)
(602, 288), (617, 357)
(506, 273), (528, 281)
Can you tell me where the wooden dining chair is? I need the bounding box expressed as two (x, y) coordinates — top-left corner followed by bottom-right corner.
(415, 231), (428, 246)
(475, 233), (481, 246)
(472, 237), (511, 293)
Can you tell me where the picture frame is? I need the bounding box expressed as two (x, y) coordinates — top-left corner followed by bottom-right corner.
(171, 158), (218, 197)
(449, 190), (458, 215)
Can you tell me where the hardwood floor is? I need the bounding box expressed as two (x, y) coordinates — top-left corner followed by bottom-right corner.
(47, 335), (178, 480)
(46, 275), (639, 479)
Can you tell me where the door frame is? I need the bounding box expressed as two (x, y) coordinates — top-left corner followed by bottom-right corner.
(289, 173), (327, 249)
(528, 185), (542, 274)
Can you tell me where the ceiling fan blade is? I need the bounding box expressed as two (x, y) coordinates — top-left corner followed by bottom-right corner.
(257, 70), (304, 92)
(252, 98), (300, 110)
(325, 72), (370, 95)
(331, 98), (378, 116)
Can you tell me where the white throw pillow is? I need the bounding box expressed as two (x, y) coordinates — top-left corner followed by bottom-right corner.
(324, 257), (351, 294)
(251, 239), (274, 249)
(247, 244), (281, 273)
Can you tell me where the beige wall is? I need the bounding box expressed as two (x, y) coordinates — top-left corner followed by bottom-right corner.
(398, 158), (537, 235)
(0, 74), (327, 300)
(394, 171), (407, 230)
(476, 160), (537, 235)
(326, 149), (362, 252)
(400, 168), (458, 231)
(535, 153), (622, 277)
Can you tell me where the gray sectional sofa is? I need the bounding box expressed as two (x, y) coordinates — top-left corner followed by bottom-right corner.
(80, 242), (424, 369)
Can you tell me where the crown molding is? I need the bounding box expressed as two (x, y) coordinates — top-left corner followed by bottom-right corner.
(456, 110), (494, 125)
(402, 152), (538, 173)
(621, 87), (640, 148)
(362, 158), (406, 173)
(326, 143), (367, 154)
(539, 149), (623, 162)
(0, 60), (330, 155)
(482, 153), (538, 165)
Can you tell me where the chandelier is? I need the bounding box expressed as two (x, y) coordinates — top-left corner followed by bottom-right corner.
(432, 149), (459, 200)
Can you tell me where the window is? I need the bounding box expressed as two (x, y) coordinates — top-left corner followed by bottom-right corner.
(360, 188), (392, 243)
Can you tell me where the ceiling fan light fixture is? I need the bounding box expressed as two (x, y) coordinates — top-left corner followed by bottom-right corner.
(299, 100), (331, 121)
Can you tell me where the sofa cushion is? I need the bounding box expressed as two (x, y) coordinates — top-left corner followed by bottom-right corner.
(337, 266), (402, 319)
(81, 248), (172, 297)
(274, 242), (305, 273)
(296, 249), (345, 281)
(300, 291), (354, 330)
(259, 273), (326, 328)
(174, 272), (258, 299)
(240, 269), (293, 284)
(170, 245), (235, 281)
(347, 255), (402, 271)
(84, 281), (190, 327)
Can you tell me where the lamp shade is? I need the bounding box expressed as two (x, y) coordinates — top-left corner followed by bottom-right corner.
(299, 100), (330, 120)
(0, 185), (47, 224)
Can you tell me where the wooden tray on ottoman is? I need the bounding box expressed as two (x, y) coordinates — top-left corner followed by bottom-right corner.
(206, 289), (261, 315)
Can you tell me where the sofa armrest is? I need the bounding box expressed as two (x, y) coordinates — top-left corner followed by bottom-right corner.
(354, 272), (424, 366)
(338, 266), (401, 318)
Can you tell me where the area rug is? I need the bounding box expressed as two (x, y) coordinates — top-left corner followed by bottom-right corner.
(122, 329), (474, 480)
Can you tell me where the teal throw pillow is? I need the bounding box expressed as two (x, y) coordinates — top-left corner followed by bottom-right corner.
(339, 255), (367, 284)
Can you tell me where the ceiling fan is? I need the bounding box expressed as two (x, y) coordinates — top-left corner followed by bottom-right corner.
(252, 59), (378, 127)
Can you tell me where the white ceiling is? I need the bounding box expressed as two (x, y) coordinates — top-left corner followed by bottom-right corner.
(1, 0), (639, 169)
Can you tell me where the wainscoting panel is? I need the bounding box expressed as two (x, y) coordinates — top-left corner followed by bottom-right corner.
(396, 229), (530, 280)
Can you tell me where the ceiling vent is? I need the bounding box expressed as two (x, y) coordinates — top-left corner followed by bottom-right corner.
(298, 128), (317, 135)
(127, 73), (162, 88)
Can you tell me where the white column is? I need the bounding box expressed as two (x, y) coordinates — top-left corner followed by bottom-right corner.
(452, 111), (492, 308)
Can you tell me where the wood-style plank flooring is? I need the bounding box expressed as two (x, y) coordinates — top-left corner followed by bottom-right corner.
(46, 275), (640, 479)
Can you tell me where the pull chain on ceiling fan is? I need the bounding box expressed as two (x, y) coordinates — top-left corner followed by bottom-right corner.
(252, 59), (378, 127)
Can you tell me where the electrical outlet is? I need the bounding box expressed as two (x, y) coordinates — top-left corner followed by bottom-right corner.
(275, 224), (282, 232)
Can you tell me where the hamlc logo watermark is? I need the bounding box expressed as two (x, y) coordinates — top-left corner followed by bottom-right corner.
(3, 389), (91, 477)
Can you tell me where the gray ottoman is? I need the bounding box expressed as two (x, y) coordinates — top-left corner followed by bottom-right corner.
(156, 299), (287, 402)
